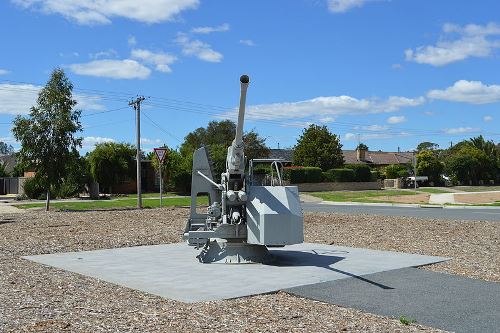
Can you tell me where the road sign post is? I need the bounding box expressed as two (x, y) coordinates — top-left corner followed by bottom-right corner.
(154, 148), (168, 208)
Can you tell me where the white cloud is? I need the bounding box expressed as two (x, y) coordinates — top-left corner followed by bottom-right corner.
(391, 63), (402, 70)
(0, 83), (105, 115)
(327, 0), (367, 13)
(140, 137), (162, 145)
(89, 49), (118, 59)
(443, 127), (480, 134)
(69, 59), (151, 79)
(319, 116), (335, 123)
(12, 0), (200, 25)
(128, 35), (137, 46)
(191, 23), (229, 34)
(344, 132), (407, 141)
(423, 111), (434, 116)
(239, 39), (256, 47)
(83, 136), (115, 148)
(0, 69), (10, 75)
(242, 95), (424, 122)
(176, 33), (223, 63)
(361, 124), (389, 131)
(131, 49), (177, 73)
(0, 136), (16, 144)
(483, 115), (493, 122)
(405, 22), (500, 66)
(427, 80), (500, 104)
(387, 115), (406, 124)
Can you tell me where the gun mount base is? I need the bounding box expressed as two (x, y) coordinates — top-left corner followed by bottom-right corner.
(197, 240), (272, 264)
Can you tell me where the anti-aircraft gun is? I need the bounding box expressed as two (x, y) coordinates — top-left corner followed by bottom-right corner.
(184, 75), (303, 263)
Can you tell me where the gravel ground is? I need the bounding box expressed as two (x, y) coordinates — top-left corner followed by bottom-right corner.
(2, 207), (497, 332)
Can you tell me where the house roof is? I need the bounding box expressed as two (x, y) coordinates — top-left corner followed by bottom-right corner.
(0, 154), (17, 174)
(269, 148), (293, 161)
(268, 149), (413, 166)
(343, 150), (414, 165)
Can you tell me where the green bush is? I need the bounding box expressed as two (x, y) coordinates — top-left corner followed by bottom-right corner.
(173, 170), (192, 194)
(288, 167), (323, 183)
(322, 172), (335, 182)
(345, 164), (372, 182)
(370, 170), (382, 181)
(23, 176), (46, 200)
(385, 164), (409, 179)
(328, 168), (355, 182)
(252, 165), (272, 175)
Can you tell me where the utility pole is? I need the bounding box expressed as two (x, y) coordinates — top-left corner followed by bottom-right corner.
(129, 96), (145, 209)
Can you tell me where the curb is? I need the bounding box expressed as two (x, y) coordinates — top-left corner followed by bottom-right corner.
(314, 201), (500, 210)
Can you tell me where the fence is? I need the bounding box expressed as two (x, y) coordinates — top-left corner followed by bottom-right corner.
(0, 177), (28, 195)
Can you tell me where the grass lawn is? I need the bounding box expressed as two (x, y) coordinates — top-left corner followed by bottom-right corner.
(16, 197), (207, 211)
(310, 190), (420, 203)
(450, 186), (500, 192)
(118, 192), (183, 199)
(416, 188), (453, 194)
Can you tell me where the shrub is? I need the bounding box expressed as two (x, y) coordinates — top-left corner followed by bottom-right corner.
(322, 172), (334, 182)
(287, 167), (323, 183)
(23, 176), (46, 200)
(345, 164), (372, 182)
(252, 165), (272, 175)
(370, 170), (382, 181)
(328, 168), (355, 182)
(173, 170), (192, 194)
(385, 164), (409, 179)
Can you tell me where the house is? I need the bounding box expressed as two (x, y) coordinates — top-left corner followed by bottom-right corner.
(269, 147), (414, 169)
(0, 154), (17, 175)
(342, 147), (414, 169)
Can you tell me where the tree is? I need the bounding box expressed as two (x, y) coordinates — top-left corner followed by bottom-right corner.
(416, 142), (439, 152)
(12, 69), (82, 210)
(87, 142), (136, 194)
(445, 144), (494, 185)
(149, 146), (186, 193)
(0, 141), (14, 154)
(416, 150), (444, 185)
(385, 164), (409, 179)
(293, 124), (343, 171)
(469, 135), (499, 162)
(179, 120), (270, 180)
(356, 143), (368, 150)
(0, 162), (8, 177)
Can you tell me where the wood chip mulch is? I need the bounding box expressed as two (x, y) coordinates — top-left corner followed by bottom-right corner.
(2, 207), (497, 332)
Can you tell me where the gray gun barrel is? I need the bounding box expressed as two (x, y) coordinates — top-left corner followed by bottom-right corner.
(234, 75), (249, 148)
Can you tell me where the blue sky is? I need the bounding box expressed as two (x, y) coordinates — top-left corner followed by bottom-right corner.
(0, 0), (499, 153)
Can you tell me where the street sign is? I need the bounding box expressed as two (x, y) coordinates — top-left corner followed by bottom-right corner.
(154, 148), (168, 164)
(154, 148), (168, 208)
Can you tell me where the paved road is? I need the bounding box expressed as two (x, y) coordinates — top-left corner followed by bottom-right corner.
(285, 267), (500, 333)
(302, 202), (500, 221)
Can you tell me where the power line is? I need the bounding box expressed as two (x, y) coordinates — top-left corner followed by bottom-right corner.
(81, 106), (129, 118)
(2, 79), (499, 138)
(142, 109), (182, 143)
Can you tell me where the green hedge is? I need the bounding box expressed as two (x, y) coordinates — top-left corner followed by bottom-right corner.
(345, 164), (372, 182)
(327, 168), (356, 182)
(287, 167), (323, 183)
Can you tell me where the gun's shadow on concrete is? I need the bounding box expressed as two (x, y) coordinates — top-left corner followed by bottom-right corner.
(267, 249), (394, 290)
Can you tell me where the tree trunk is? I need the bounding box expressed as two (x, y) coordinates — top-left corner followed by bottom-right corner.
(45, 189), (50, 211)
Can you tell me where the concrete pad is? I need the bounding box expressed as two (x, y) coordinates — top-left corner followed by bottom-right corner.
(24, 243), (448, 303)
(285, 268), (500, 333)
